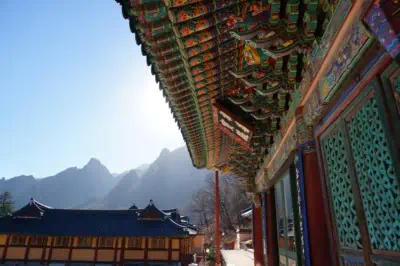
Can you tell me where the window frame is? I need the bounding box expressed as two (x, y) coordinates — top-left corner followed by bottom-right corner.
(55, 236), (71, 247)
(11, 235), (26, 246)
(30, 236), (47, 247)
(98, 237), (115, 248)
(274, 167), (302, 266)
(77, 237), (92, 248)
(127, 237), (142, 249)
(151, 238), (166, 249)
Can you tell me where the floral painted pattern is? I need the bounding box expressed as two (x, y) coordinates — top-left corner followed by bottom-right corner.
(193, 68), (219, 82)
(195, 77), (219, 89)
(191, 60), (217, 75)
(178, 16), (214, 37)
(186, 40), (217, 58)
(183, 29), (216, 48)
(174, 3), (212, 23)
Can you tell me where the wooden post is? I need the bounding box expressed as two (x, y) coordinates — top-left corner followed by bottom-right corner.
(302, 151), (331, 266)
(252, 205), (264, 266)
(1, 235), (10, 264)
(24, 236), (31, 264)
(266, 188), (279, 266)
(144, 238), (148, 266)
(215, 170), (221, 266)
(119, 237), (125, 266)
(179, 239), (183, 262)
(168, 237), (172, 265)
(94, 237), (99, 265)
(67, 237), (73, 266)
(113, 238), (119, 266)
(40, 237), (48, 265)
(48, 237), (55, 264)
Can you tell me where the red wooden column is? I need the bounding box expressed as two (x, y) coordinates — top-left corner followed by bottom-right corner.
(119, 237), (125, 266)
(1, 235), (10, 264)
(266, 188), (278, 266)
(303, 150), (331, 266)
(67, 237), (73, 266)
(168, 237), (172, 265)
(47, 237), (55, 263)
(40, 237), (48, 265)
(144, 238), (149, 266)
(215, 170), (221, 266)
(252, 203), (264, 266)
(113, 238), (119, 266)
(24, 236), (31, 264)
(94, 237), (99, 265)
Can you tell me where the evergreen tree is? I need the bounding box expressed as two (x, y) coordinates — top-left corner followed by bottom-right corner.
(206, 245), (216, 263)
(0, 192), (13, 217)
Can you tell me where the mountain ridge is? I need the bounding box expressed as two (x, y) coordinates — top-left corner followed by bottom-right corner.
(1, 147), (210, 212)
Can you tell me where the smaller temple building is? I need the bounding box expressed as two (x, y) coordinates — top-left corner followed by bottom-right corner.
(0, 199), (202, 266)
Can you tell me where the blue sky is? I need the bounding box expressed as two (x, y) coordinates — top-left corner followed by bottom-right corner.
(0, 1), (185, 178)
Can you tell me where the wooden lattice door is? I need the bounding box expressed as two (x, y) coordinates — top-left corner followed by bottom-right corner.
(320, 78), (400, 266)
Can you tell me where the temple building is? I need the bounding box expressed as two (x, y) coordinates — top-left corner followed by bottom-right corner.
(115, 0), (399, 265)
(0, 199), (203, 266)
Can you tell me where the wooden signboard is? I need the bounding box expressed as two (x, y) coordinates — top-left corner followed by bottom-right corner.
(212, 102), (254, 149)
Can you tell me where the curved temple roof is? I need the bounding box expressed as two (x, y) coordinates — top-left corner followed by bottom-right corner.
(0, 198), (197, 237)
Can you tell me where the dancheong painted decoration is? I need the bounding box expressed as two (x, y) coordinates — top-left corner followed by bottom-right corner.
(113, 0), (400, 266)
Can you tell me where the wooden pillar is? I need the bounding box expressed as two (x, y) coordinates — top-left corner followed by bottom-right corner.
(40, 237), (47, 265)
(113, 238), (119, 266)
(1, 235), (10, 264)
(94, 237), (99, 265)
(168, 237), (172, 265)
(144, 238), (148, 266)
(119, 237), (125, 266)
(24, 236), (31, 264)
(303, 151), (331, 266)
(179, 239), (183, 262)
(67, 237), (73, 266)
(48, 237), (55, 264)
(266, 188), (279, 266)
(252, 204), (264, 266)
(215, 170), (221, 266)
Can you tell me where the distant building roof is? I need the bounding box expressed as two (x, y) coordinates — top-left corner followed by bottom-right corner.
(241, 206), (252, 218)
(0, 199), (197, 237)
(128, 203), (139, 210)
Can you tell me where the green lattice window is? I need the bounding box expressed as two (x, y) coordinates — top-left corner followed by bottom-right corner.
(347, 97), (400, 251)
(322, 129), (363, 250)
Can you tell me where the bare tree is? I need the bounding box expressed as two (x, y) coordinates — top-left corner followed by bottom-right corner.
(190, 173), (251, 242)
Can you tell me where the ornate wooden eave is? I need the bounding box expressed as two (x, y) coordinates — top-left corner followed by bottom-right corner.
(115, 0), (354, 183)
